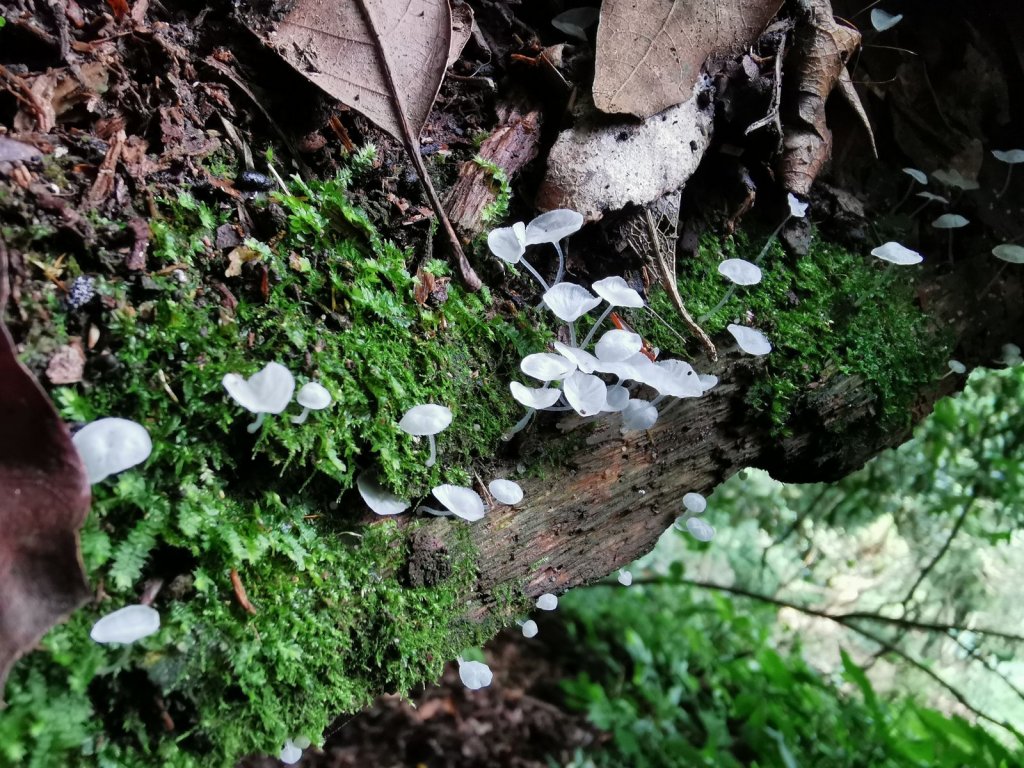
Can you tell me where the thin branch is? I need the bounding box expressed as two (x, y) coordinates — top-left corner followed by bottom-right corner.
(900, 499), (974, 606)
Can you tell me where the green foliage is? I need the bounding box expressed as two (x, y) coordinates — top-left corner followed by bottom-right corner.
(629, 231), (947, 431)
(560, 584), (1021, 768)
(473, 155), (512, 225)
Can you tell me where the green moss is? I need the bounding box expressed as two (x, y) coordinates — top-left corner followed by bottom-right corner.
(1, 164), (549, 766)
(473, 155), (511, 226)
(628, 231), (947, 432)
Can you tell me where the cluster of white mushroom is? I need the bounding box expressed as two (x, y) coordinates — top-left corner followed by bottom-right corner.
(675, 491), (714, 542)
(222, 362), (333, 433)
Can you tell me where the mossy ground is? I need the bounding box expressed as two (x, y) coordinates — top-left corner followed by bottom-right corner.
(1, 155), (547, 767)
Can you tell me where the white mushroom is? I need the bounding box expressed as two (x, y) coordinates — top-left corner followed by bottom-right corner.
(563, 371), (608, 417)
(279, 740), (302, 765)
(871, 242), (923, 266)
(399, 404), (453, 468)
(489, 478), (524, 505)
(621, 399), (658, 432)
(487, 222), (526, 264)
(73, 417), (153, 484)
(617, 569), (633, 587)
(787, 193), (809, 218)
(947, 359), (967, 375)
(90, 604), (160, 644)
(542, 282), (602, 327)
(520, 352), (576, 381)
(903, 168), (927, 185)
(510, 381), (562, 410)
(552, 341), (600, 374)
(595, 329), (643, 362)
(727, 324), (772, 356)
(356, 472), (410, 516)
(685, 517), (716, 542)
(603, 384), (630, 413)
(536, 593), (558, 611)
(457, 658), (493, 690)
(870, 8), (903, 31)
(525, 209), (584, 284)
(520, 619), (539, 638)
(932, 215), (969, 264)
(683, 492), (707, 514)
(992, 149), (1024, 197)
(291, 381), (332, 424)
(992, 244), (1024, 264)
(222, 362), (296, 433)
(591, 275), (645, 308)
(718, 258), (762, 286)
(432, 484), (486, 522)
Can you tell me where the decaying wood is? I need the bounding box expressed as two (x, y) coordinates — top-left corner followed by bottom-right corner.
(444, 105), (543, 242)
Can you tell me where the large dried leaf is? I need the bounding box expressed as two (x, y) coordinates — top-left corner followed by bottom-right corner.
(593, 0), (784, 118)
(266, 0), (453, 140)
(0, 259), (91, 696)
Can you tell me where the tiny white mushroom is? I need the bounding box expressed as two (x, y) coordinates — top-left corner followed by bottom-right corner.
(399, 404), (453, 468)
(621, 399), (658, 431)
(510, 381), (563, 410)
(457, 658), (493, 690)
(279, 740), (302, 765)
(947, 359), (967, 375)
(999, 343), (1023, 367)
(73, 418), (153, 485)
(525, 209), (584, 246)
(90, 604), (160, 644)
(617, 569), (633, 587)
(903, 168), (928, 185)
(603, 384), (630, 413)
(551, 6), (599, 41)
(992, 244), (1024, 264)
(222, 362), (296, 433)
(932, 215), (969, 264)
(727, 324), (772, 356)
(683, 492), (707, 514)
(992, 149), (1024, 197)
(433, 484), (486, 522)
(870, 8), (903, 31)
(291, 381), (332, 424)
(521, 352), (576, 381)
(595, 329), (643, 362)
(536, 593), (558, 611)
(698, 374), (719, 394)
(487, 222), (526, 264)
(871, 242), (923, 265)
(685, 517), (716, 542)
(591, 275), (645, 308)
(718, 258), (762, 286)
(563, 371), (608, 416)
(489, 478), (524, 505)
(787, 193), (809, 218)
(552, 341), (600, 374)
(520, 619), (539, 638)
(356, 472), (410, 516)
(542, 282), (602, 324)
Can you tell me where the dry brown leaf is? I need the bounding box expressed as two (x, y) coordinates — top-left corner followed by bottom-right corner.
(593, 0), (784, 118)
(447, 2), (474, 70)
(268, 0), (453, 141)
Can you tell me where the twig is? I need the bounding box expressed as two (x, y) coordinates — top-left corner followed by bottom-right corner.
(900, 499), (974, 607)
(230, 568), (258, 615)
(353, 0), (481, 291)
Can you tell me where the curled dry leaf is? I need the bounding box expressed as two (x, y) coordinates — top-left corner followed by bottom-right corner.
(593, 0), (784, 118)
(0, 254), (91, 695)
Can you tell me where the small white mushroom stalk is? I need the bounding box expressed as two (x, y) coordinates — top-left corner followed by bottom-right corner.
(727, 324), (772, 356)
(871, 242), (923, 266)
(457, 658), (494, 690)
(399, 404), (453, 468)
(892, 168), (927, 212)
(932, 214), (969, 264)
(222, 362), (296, 433)
(432, 484), (486, 522)
(73, 417), (153, 484)
(291, 381), (332, 424)
(90, 604), (161, 644)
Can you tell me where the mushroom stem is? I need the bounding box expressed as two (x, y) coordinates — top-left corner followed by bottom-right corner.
(580, 306), (613, 349)
(519, 257), (549, 292)
(502, 409), (535, 441)
(568, 321), (577, 347)
(247, 413), (267, 434)
(947, 231), (954, 265)
(890, 180), (914, 214)
(291, 408), (311, 425)
(425, 435), (438, 468)
(998, 166), (1014, 198)
(552, 242), (566, 285)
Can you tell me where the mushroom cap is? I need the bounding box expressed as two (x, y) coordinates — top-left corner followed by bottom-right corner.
(718, 258), (762, 286)
(222, 362), (296, 415)
(698, 374), (719, 393)
(90, 604), (160, 644)
(399, 404), (453, 436)
(552, 341), (600, 374)
(653, 359), (704, 398)
(685, 517), (716, 542)
(931, 214), (969, 229)
(536, 593), (558, 611)
(870, 8), (903, 31)
(871, 242), (924, 265)
(542, 282), (602, 322)
(487, 222), (527, 264)
(1000, 343), (1023, 366)
(993, 149), (1024, 164)
(489, 478), (524, 505)
(521, 619), (539, 638)
(727, 324), (772, 356)
(932, 169), (979, 191)
(617, 569), (633, 587)
(603, 384), (630, 413)
(787, 193), (809, 218)
(279, 741), (302, 765)
(521, 352), (576, 381)
(73, 417), (153, 484)
(356, 472), (410, 516)
(683, 492), (707, 514)
(458, 659), (493, 690)
(993, 244), (1024, 264)
(591, 275), (645, 308)
(563, 371), (607, 416)
(510, 381), (562, 410)
(296, 381), (332, 410)
(595, 329), (643, 362)
(621, 399), (658, 431)
(948, 359), (967, 375)
(916, 191), (949, 204)
(902, 168), (928, 185)
(433, 484), (486, 522)
(524, 209), (584, 245)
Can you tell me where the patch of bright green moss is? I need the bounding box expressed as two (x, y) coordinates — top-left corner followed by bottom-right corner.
(1, 164), (548, 766)
(628, 231), (947, 432)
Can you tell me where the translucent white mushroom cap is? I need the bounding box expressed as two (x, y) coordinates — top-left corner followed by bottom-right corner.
(222, 362), (295, 415)
(603, 384), (630, 412)
(524, 209), (584, 245)
(727, 324), (772, 356)
(458, 659), (494, 690)
(553, 341), (600, 374)
(296, 381), (332, 410)
(685, 517), (715, 542)
(595, 329), (643, 362)
(718, 258), (762, 286)
(621, 399), (658, 431)
(399, 404), (453, 436)
(521, 619), (539, 638)
(655, 359), (704, 398)
(542, 282), (602, 322)
(90, 604), (160, 644)
(617, 569), (633, 587)
(563, 371), (607, 416)
(870, 8), (903, 31)
(871, 242), (923, 265)
(993, 149), (1024, 164)
(521, 352), (576, 381)
(1000, 343), (1023, 366)
(356, 472), (410, 516)
(902, 168), (927, 185)
(787, 193), (809, 218)
(932, 214), (969, 229)
(916, 191), (949, 204)
(932, 169), (979, 191)
(948, 359), (967, 375)
(433, 484), (486, 522)
(487, 222), (527, 264)
(536, 593), (558, 611)
(73, 417), (153, 484)
(279, 740), (302, 765)
(510, 381), (562, 410)
(489, 478), (524, 505)
(591, 275), (645, 308)
(683, 492), (707, 514)
(993, 244), (1024, 264)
